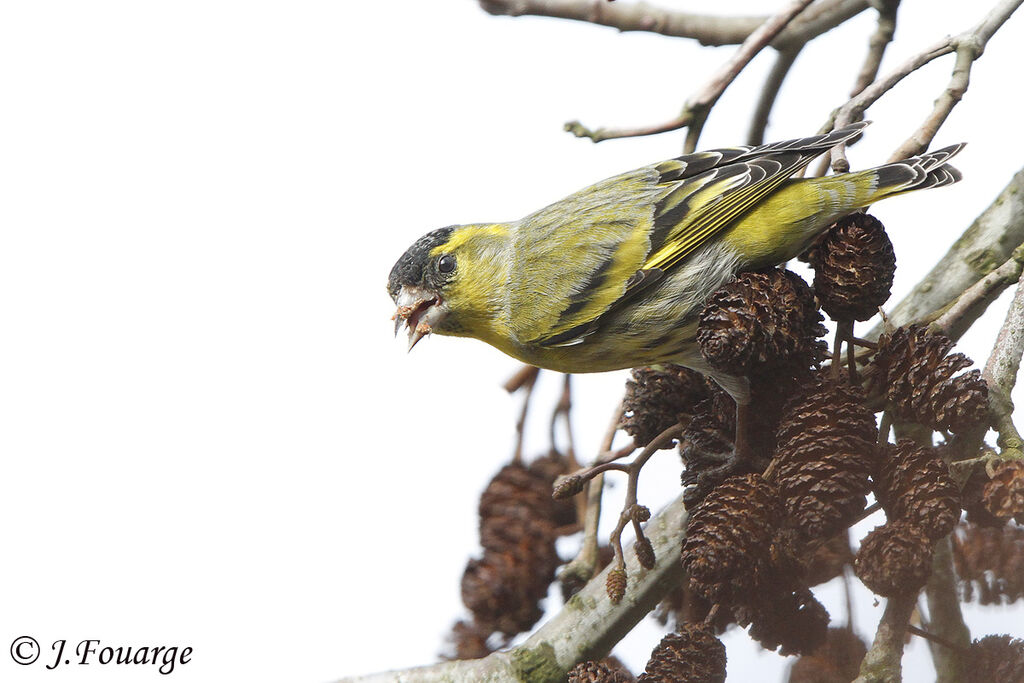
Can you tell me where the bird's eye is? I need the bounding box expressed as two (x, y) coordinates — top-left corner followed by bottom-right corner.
(437, 254), (456, 274)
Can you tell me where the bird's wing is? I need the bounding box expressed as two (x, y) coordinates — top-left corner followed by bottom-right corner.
(522, 123), (869, 348)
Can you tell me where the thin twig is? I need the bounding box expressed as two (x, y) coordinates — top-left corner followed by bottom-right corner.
(906, 625), (968, 656)
(747, 45), (803, 146)
(830, 0), (1022, 171)
(479, 0), (868, 49)
(560, 402), (624, 592)
(565, 0), (815, 144)
(889, 0), (1024, 162)
(850, 0), (900, 97)
(509, 366), (540, 463)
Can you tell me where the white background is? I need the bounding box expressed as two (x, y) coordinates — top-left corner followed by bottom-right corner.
(2, 1), (1023, 682)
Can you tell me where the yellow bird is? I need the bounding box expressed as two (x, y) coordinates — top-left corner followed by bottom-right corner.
(388, 123), (962, 405)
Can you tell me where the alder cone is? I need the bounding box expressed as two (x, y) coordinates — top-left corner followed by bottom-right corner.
(953, 522), (1024, 605)
(681, 474), (782, 602)
(787, 626), (869, 683)
(697, 268), (826, 378)
(854, 521), (934, 597)
(569, 659), (636, 683)
(983, 459), (1024, 524)
(809, 213), (896, 322)
(874, 440), (960, 540)
(867, 324), (988, 433)
(965, 635), (1024, 683)
(736, 586), (830, 656)
(638, 624), (726, 683)
(622, 366), (709, 448)
(770, 378), (877, 542)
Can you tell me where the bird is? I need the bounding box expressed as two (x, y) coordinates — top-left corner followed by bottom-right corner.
(387, 122), (963, 452)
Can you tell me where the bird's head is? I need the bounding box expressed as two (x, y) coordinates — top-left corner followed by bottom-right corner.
(388, 224), (510, 350)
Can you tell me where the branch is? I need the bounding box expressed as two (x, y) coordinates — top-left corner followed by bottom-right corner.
(849, 0), (900, 97)
(853, 589), (919, 683)
(870, 165), (1024, 338)
(338, 494), (689, 683)
(479, 0), (868, 48)
(747, 45), (803, 146)
(922, 537), (971, 683)
(930, 243), (1024, 342)
(830, 0), (1022, 171)
(982, 269), (1024, 459)
(566, 0), (816, 145)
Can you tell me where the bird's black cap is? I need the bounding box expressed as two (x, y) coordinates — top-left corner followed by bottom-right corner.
(387, 227), (455, 300)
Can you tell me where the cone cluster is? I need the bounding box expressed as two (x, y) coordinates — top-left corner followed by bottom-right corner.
(451, 456), (573, 656)
(953, 522), (1024, 605)
(680, 472), (829, 654)
(867, 324), (989, 433)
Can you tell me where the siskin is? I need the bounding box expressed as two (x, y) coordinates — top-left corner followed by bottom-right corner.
(387, 123), (962, 405)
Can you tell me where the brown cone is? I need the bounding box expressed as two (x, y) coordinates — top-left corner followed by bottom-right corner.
(952, 522), (1024, 605)
(568, 659), (636, 683)
(809, 213), (896, 322)
(621, 366), (709, 447)
(697, 268), (827, 378)
(769, 378), (877, 542)
(606, 568), (627, 604)
(983, 459), (1024, 524)
(854, 521), (934, 597)
(804, 532), (855, 587)
(866, 325), (989, 433)
(638, 623), (727, 683)
(874, 440), (960, 540)
(737, 586), (830, 656)
(787, 626), (869, 683)
(681, 473), (783, 603)
(445, 620), (493, 661)
(461, 460), (564, 638)
(965, 635), (1024, 683)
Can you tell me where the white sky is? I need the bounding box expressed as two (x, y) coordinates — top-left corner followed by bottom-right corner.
(2, 2), (1023, 682)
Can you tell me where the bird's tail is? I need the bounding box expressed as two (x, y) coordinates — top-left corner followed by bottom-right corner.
(865, 143), (966, 201)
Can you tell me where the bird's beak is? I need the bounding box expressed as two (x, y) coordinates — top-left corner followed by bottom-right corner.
(392, 286), (447, 351)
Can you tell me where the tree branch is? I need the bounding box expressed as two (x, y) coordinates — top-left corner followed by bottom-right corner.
(930, 243), (1024, 342)
(853, 590), (920, 683)
(850, 0), (900, 97)
(566, 0), (816, 144)
(982, 268), (1024, 459)
(479, 0), (868, 48)
(922, 537), (971, 683)
(747, 45), (803, 146)
(830, 0), (1022, 171)
(338, 494), (689, 683)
